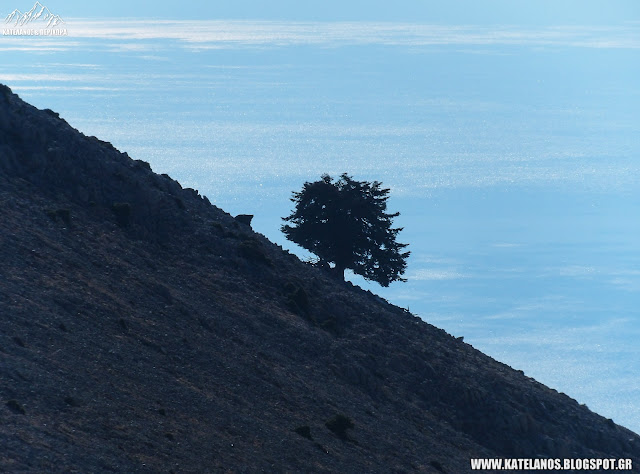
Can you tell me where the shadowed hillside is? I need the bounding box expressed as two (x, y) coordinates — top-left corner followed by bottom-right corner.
(1, 83), (638, 473)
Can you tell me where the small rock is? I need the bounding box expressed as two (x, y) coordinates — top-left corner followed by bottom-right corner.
(234, 214), (253, 226)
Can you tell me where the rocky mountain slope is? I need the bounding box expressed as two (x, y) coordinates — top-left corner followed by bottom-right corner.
(1, 83), (638, 472)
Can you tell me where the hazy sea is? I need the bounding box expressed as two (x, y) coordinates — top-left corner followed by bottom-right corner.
(2, 20), (638, 432)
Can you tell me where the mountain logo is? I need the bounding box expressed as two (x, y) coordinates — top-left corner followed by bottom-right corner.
(5, 1), (64, 28)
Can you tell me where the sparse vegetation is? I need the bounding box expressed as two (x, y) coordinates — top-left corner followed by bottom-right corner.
(430, 460), (446, 473)
(325, 414), (354, 440)
(57, 208), (71, 225)
(174, 197), (185, 210)
(318, 313), (339, 333)
(284, 281), (309, 314)
(111, 202), (132, 228)
(6, 400), (25, 415)
(294, 425), (313, 440)
(64, 396), (81, 407)
(46, 208), (71, 225)
(238, 239), (271, 266)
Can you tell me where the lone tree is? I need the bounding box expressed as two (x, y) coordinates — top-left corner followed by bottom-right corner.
(282, 174), (410, 286)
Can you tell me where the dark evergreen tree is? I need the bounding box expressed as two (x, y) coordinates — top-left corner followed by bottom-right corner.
(282, 174), (410, 286)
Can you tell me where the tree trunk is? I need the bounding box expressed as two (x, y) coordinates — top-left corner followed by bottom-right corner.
(333, 264), (345, 281)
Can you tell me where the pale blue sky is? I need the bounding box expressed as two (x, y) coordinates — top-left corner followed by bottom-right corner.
(10, 0), (640, 23)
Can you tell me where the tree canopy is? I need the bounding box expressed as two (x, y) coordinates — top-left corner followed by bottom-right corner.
(281, 174), (409, 286)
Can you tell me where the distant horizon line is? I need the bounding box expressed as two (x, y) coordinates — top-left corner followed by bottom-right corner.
(62, 17), (640, 25)
(11, 19), (637, 50)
